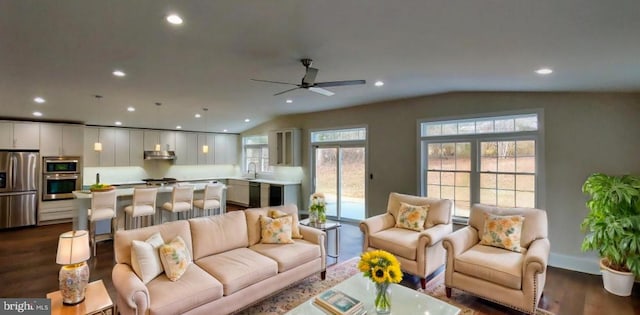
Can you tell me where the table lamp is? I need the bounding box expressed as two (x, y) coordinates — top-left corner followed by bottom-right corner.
(56, 230), (91, 305)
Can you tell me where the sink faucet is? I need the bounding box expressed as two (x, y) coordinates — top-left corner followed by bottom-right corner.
(247, 162), (257, 179)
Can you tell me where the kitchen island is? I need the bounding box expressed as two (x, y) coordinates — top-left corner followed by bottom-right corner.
(71, 182), (225, 231)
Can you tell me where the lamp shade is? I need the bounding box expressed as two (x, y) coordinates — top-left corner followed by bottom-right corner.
(93, 142), (103, 152)
(56, 230), (90, 265)
(202, 145), (209, 153)
(155, 144), (161, 151)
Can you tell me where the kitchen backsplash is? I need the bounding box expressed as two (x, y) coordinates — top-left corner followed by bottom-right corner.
(83, 164), (240, 185)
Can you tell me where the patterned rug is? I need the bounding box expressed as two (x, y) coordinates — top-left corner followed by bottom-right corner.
(233, 258), (554, 315)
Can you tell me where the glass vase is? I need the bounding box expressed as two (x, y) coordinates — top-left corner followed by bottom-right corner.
(374, 282), (391, 314)
(309, 210), (318, 224)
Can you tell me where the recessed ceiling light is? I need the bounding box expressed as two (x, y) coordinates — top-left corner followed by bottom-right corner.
(244, 118), (250, 122)
(32, 111), (43, 117)
(34, 97), (46, 103)
(535, 68), (553, 75)
(114, 121), (122, 126)
(286, 99), (293, 103)
(127, 106), (135, 112)
(374, 81), (384, 87)
(176, 125), (182, 129)
(166, 14), (183, 25)
(113, 70), (126, 77)
(223, 129), (228, 132)
(194, 113), (201, 118)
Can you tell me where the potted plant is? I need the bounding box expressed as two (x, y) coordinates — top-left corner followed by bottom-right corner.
(581, 173), (640, 296)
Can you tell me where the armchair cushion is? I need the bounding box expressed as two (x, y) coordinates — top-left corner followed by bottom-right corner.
(395, 202), (429, 231)
(479, 213), (525, 252)
(455, 244), (524, 290)
(387, 192), (452, 228)
(369, 228), (420, 260)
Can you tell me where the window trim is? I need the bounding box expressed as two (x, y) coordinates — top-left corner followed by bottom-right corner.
(417, 109), (545, 221)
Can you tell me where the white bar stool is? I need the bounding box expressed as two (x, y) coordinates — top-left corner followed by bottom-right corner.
(193, 183), (225, 216)
(161, 185), (194, 222)
(124, 187), (158, 230)
(88, 189), (117, 256)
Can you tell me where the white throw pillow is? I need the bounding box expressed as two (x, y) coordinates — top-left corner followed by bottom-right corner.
(131, 232), (165, 284)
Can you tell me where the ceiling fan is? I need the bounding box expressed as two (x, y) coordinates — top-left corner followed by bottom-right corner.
(251, 58), (366, 96)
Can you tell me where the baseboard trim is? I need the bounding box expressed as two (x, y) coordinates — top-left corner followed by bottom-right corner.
(549, 253), (600, 275)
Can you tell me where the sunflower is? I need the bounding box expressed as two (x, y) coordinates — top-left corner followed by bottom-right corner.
(371, 266), (386, 283)
(359, 250), (403, 284)
(387, 265), (403, 283)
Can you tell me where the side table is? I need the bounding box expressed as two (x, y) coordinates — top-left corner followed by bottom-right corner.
(47, 280), (114, 315)
(300, 218), (341, 261)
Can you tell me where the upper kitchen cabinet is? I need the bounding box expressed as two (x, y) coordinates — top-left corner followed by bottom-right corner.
(129, 130), (144, 166)
(143, 130), (160, 151)
(0, 121), (40, 150)
(214, 134), (238, 165)
(196, 133), (216, 165)
(83, 127), (99, 167)
(175, 132), (198, 165)
(268, 129), (301, 166)
(160, 131), (176, 151)
(97, 128), (116, 167)
(39, 124), (84, 157)
(114, 128), (130, 166)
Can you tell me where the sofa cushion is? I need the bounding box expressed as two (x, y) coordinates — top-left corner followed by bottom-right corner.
(246, 204), (302, 246)
(250, 239), (321, 272)
(188, 211), (249, 260)
(395, 202), (429, 231)
(159, 236), (191, 281)
(196, 248), (278, 296)
(479, 213), (525, 252)
(260, 215), (294, 244)
(147, 263), (223, 315)
(369, 228), (419, 260)
(455, 244), (524, 290)
(131, 232), (165, 284)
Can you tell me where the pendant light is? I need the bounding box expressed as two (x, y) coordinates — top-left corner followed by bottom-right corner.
(202, 108), (209, 153)
(93, 95), (103, 152)
(155, 103), (162, 151)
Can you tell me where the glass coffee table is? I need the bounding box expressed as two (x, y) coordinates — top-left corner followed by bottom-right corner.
(286, 274), (460, 314)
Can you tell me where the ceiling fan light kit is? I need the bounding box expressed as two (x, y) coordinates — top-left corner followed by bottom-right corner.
(252, 59), (366, 96)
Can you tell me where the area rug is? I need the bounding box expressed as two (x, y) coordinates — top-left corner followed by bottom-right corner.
(233, 257), (554, 315)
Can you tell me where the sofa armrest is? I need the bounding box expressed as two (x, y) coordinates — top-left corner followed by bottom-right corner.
(442, 226), (478, 257)
(359, 213), (395, 236)
(112, 263), (150, 315)
(419, 223), (453, 247)
(299, 225), (327, 271)
(523, 238), (550, 275)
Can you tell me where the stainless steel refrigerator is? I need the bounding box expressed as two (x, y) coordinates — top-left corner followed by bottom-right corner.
(0, 151), (39, 229)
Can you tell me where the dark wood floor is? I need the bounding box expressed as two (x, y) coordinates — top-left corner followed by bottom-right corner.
(1, 212), (638, 315)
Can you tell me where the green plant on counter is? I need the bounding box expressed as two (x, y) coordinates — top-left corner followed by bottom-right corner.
(90, 183), (113, 191)
(581, 173), (640, 276)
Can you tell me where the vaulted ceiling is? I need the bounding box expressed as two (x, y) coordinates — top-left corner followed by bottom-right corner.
(2, 1), (639, 133)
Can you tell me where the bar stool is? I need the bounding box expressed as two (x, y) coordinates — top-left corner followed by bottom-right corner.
(88, 189), (117, 256)
(193, 183), (225, 217)
(124, 187), (158, 230)
(161, 185), (194, 222)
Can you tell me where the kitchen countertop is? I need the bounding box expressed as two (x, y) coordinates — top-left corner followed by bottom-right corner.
(105, 177), (300, 187)
(226, 177), (301, 185)
(73, 182), (215, 199)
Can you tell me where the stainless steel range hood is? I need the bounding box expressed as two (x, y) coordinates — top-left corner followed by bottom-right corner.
(144, 150), (176, 160)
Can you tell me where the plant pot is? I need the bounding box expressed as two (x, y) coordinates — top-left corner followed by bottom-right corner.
(600, 258), (635, 296)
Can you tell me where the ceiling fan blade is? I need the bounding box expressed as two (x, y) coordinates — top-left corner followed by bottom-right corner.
(251, 78), (298, 86)
(314, 80), (366, 87)
(302, 67), (318, 85)
(274, 87), (300, 96)
(308, 87), (335, 96)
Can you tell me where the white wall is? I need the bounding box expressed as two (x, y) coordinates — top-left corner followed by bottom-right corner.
(242, 92), (640, 274)
(84, 164), (240, 186)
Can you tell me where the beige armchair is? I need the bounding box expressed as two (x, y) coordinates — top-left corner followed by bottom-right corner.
(360, 192), (453, 289)
(442, 204), (550, 314)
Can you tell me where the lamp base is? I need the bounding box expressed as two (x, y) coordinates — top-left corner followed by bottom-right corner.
(59, 262), (90, 305)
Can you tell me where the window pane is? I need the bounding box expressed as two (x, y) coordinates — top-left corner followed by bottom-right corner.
(420, 113), (538, 138)
(428, 144), (442, 170)
(497, 190), (515, 207)
(516, 191), (536, 207)
(515, 116), (538, 131)
(455, 186), (470, 201)
(516, 174), (535, 191)
(516, 141), (536, 173)
(311, 128), (366, 142)
(480, 142), (497, 172)
(495, 118), (515, 132)
(480, 188), (497, 205)
(497, 174), (515, 190)
(441, 172), (455, 186)
(455, 172), (470, 187)
(480, 173), (496, 188)
(458, 122), (475, 134)
(427, 171), (441, 184)
(456, 143), (471, 171)
(442, 123), (457, 135)
(427, 185), (441, 198)
(441, 143), (456, 170)
(455, 201), (470, 218)
(441, 186), (455, 200)
(425, 124), (442, 136)
(476, 120), (494, 133)
(497, 141), (516, 172)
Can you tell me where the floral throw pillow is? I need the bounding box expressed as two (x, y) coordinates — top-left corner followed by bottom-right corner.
(268, 209), (302, 239)
(480, 213), (525, 252)
(395, 202), (429, 231)
(260, 215), (294, 244)
(158, 236), (191, 281)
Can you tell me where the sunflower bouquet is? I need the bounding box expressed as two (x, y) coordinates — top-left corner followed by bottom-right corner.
(358, 250), (402, 313)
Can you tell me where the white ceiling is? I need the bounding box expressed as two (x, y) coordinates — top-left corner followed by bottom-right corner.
(2, 1), (639, 133)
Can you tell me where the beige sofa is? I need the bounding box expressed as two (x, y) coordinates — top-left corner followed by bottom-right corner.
(112, 205), (326, 315)
(359, 192), (453, 289)
(442, 204), (549, 314)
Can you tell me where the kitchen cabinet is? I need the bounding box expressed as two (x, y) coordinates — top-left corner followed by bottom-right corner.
(0, 121), (40, 150)
(98, 128), (116, 167)
(38, 199), (75, 225)
(268, 129), (301, 166)
(214, 134), (238, 165)
(175, 132), (198, 165)
(160, 131), (176, 151)
(114, 129), (130, 166)
(39, 124), (84, 156)
(227, 179), (249, 206)
(129, 130), (144, 166)
(260, 183), (270, 207)
(196, 133), (216, 165)
(143, 130), (161, 151)
(83, 127), (99, 167)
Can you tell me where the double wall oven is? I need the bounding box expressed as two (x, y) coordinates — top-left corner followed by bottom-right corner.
(42, 156), (82, 201)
